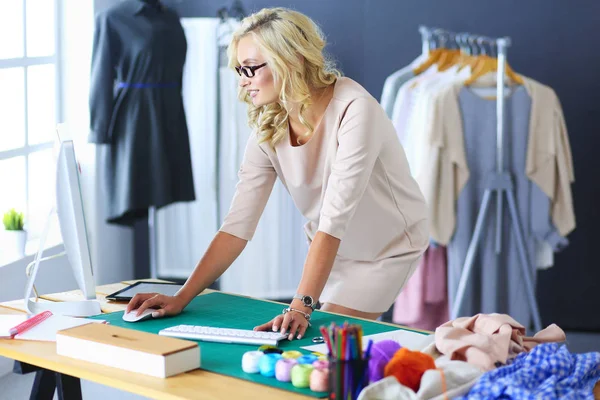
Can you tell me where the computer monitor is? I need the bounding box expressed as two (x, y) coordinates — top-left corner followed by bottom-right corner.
(24, 127), (101, 317)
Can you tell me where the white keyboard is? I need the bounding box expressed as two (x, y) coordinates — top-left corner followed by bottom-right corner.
(158, 325), (288, 346)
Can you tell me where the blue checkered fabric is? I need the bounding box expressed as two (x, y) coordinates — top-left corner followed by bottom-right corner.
(457, 343), (600, 400)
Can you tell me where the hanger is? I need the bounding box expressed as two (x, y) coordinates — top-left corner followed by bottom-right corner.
(218, 0), (245, 23)
(456, 34), (484, 73)
(464, 35), (524, 85)
(437, 32), (461, 71)
(455, 33), (475, 71)
(217, 7), (229, 23)
(229, 0), (246, 20)
(413, 29), (450, 75)
(464, 51), (524, 86)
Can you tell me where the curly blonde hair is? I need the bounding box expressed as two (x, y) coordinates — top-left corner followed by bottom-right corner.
(228, 7), (341, 147)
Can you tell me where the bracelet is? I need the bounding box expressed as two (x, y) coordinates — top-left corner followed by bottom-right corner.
(282, 307), (312, 327)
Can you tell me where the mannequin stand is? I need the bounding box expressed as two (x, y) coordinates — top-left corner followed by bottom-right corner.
(149, 206), (158, 279)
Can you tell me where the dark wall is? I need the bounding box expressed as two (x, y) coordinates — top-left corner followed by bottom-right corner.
(94, 0), (600, 331)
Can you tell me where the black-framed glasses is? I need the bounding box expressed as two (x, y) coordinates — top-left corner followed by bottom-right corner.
(235, 62), (268, 78)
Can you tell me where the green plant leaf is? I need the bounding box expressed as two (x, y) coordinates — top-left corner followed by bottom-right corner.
(3, 208), (25, 230)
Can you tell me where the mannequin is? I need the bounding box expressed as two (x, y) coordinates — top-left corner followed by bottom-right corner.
(89, 0), (195, 227)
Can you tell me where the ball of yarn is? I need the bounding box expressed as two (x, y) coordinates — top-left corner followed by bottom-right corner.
(275, 358), (297, 382)
(383, 348), (435, 392)
(310, 367), (329, 392)
(297, 354), (318, 365)
(368, 340), (402, 383)
(310, 361), (329, 392)
(291, 364), (314, 388)
(259, 353), (282, 377)
(312, 360), (329, 370)
(282, 350), (303, 359)
(241, 351), (264, 374)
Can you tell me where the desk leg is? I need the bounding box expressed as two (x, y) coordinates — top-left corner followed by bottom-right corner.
(56, 372), (82, 400)
(30, 370), (57, 400)
(14, 361), (56, 400)
(13, 362), (81, 400)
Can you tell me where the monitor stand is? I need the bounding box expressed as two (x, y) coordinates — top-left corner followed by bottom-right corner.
(24, 208), (101, 317)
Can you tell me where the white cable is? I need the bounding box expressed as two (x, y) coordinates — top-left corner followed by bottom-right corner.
(25, 251), (66, 300)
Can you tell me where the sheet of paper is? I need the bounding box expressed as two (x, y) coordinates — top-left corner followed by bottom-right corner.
(15, 315), (106, 342)
(301, 329), (432, 354)
(0, 315), (28, 338)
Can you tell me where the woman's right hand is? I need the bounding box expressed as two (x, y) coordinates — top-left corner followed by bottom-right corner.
(126, 292), (187, 318)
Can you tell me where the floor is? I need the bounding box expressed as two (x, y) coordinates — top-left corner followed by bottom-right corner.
(0, 331), (598, 400)
(0, 371), (149, 400)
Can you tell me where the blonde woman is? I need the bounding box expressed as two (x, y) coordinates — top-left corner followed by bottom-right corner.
(127, 8), (429, 341)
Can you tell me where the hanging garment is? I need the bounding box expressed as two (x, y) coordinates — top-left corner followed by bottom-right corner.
(380, 54), (426, 118)
(392, 245), (448, 331)
(435, 313), (566, 371)
(390, 64), (442, 152)
(446, 86), (567, 322)
(389, 65), (469, 329)
(155, 18), (219, 278)
(456, 343), (600, 400)
(417, 74), (575, 246)
(216, 20), (307, 299)
(89, 0), (195, 226)
(522, 77), (576, 236)
(219, 77), (429, 313)
(403, 72), (567, 279)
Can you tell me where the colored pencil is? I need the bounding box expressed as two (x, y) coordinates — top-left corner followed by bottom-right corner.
(320, 326), (334, 356)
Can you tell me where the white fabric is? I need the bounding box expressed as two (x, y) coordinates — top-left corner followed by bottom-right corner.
(358, 377), (418, 400)
(156, 18), (219, 278)
(535, 239), (554, 269)
(390, 66), (437, 147)
(408, 66), (472, 179)
(419, 357), (483, 400)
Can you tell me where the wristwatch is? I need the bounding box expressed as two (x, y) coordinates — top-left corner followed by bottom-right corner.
(293, 294), (317, 310)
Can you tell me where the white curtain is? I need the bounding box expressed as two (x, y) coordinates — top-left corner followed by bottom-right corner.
(158, 18), (307, 299)
(156, 19), (218, 278)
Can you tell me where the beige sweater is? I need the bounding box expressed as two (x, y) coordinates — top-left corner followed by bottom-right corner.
(220, 77), (429, 262)
(417, 73), (575, 245)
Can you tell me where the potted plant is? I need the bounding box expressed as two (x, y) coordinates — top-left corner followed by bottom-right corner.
(1, 208), (27, 260)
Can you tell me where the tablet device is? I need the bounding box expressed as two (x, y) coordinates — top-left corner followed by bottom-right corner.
(105, 282), (184, 301)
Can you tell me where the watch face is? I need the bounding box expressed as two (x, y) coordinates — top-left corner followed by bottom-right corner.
(303, 296), (313, 306)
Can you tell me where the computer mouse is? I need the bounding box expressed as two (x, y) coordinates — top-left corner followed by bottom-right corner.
(122, 308), (155, 322)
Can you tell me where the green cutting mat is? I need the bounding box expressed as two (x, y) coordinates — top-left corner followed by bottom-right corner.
(91, 292), (427, 398)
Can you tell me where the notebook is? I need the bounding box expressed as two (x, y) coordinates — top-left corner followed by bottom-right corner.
(0, 315), (29, 338)
(0, 311), (106, 342)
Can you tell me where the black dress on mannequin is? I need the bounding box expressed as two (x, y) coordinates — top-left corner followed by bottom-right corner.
(89, 0), (195, 226)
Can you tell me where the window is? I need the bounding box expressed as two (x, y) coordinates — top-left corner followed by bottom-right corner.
(0, 0), (61, 256)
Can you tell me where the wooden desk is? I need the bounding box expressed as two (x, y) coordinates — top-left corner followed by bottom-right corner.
(0, 280), (414, 400)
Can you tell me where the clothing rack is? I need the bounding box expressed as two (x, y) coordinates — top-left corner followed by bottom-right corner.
(417, 26), (543, 332)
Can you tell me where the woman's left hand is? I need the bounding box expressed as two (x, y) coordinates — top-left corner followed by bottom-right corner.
(254, 308), (310, 341)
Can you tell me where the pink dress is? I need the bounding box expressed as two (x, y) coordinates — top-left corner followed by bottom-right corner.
(392, 245), (449, 331)
(219, 77), (429, 312)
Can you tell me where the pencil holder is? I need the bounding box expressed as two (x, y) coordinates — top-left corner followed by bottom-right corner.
(327, 357), (370, 400)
